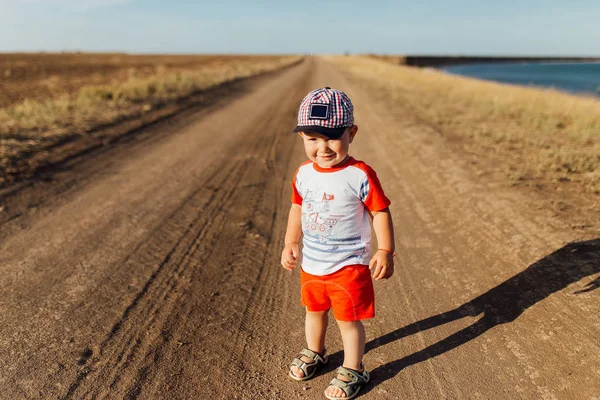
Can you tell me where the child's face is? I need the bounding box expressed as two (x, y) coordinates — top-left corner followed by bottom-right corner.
(298, 126), (358, 168)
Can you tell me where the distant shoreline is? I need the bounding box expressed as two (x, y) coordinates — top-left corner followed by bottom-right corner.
(403, 56), (600, 68)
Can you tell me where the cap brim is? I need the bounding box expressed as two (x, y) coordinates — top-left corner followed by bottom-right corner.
(293, 125), (347, 139)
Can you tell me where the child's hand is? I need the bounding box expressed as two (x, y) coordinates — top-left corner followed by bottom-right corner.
(281, 242), (299, 271)
(369, 249), (395, 280)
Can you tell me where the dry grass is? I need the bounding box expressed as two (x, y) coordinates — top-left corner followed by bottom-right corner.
(0, 53), (295, 108)
(365, 54), (407, 65)
(1, 56), (300, 136)
(329, 56), (600, 194)
(0, 55), (301, 170)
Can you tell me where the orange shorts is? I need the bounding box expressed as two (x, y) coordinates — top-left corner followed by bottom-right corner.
(300, 264), (375, 322)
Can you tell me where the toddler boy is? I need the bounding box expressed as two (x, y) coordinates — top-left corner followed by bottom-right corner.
(281, 87), (395, 399)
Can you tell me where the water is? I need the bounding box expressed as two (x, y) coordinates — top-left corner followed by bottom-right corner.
(443, 62), (600, 97)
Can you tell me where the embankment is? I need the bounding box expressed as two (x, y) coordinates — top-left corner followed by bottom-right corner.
(404, 56), (600, 68)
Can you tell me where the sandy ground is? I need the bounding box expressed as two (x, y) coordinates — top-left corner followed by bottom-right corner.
(0, 57), (598, 400)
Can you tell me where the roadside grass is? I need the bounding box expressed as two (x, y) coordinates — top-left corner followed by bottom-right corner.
(365, 54), (407, 65)
(0, 56), (301, 172)
(329, 56), (600, 194)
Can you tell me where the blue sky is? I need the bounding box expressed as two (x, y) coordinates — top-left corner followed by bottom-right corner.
(1, 0), (599, 55)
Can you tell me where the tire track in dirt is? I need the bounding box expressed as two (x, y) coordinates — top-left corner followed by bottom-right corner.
(223, 109), (306, 398)
(64, 158), (249, 399)
(0, 59), (311, 399)
(4, 160), (232, 396)
(59, 62), (314, 400)
(125, 76), (313, 399)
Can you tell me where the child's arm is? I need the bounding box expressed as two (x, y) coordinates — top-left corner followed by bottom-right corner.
(369, 207), (395, 280)
(281, 203), (302, 271)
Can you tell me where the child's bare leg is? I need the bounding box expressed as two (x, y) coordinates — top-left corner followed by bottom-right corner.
(291, 309), (329, 379)
(306, 309), (328, 354)
(324, 319), (366, 398)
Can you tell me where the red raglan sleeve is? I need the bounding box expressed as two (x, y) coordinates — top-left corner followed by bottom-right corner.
(291, 168), (303, 205)
(361, 164), (391, 211)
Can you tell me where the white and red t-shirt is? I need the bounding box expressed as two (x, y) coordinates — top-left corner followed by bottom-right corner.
(291, 157), (391, 276)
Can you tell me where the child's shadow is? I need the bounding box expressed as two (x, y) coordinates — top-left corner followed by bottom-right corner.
(326, 238), (600, 392)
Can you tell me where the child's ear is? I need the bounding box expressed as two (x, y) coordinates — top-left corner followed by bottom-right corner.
(348, 125), (358, 143)
(297, 132), (304, 138)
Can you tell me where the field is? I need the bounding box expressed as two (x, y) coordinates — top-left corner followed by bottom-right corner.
(0, 53), (301, 186)
(0, 53), (297, 109)
(0, 55), (598, 399)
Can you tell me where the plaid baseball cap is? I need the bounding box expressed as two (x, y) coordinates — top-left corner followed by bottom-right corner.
(293, 87), (354, 139)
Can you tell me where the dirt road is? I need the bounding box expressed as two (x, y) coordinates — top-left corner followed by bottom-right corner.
(0, 58), (598, 400)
